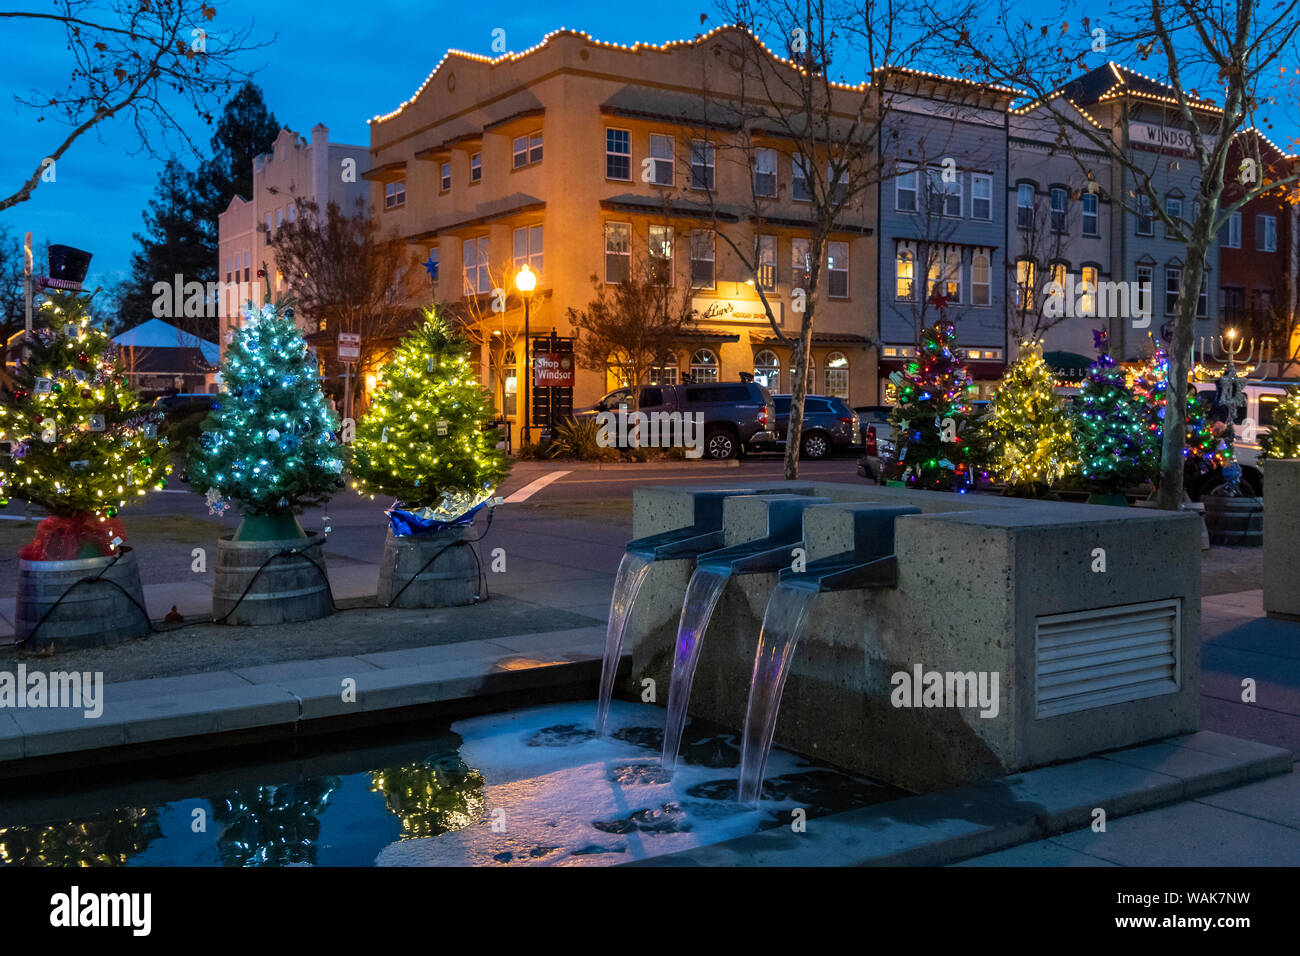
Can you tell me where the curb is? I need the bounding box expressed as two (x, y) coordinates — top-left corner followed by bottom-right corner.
(627, 731), (1293, 867)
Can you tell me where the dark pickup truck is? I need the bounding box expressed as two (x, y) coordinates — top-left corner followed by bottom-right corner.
(577, 381), (776, 459)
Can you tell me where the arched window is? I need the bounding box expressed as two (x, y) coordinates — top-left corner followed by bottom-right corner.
(824, 352), (849, 399)
(689, 348), (718, 383)
(753, 349), (780, 390)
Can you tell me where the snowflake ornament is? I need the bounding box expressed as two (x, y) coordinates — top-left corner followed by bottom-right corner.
(205, 487), (231, 517)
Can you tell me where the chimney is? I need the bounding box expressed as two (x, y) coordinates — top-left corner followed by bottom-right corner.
(311, 124), (329, 218)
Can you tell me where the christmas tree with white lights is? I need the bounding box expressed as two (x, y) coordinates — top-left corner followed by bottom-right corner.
(984, 341), (1077, 495)
(0, 291), (171, 559)
(188, 299), (342, 538)
(350, 311), (508, 514)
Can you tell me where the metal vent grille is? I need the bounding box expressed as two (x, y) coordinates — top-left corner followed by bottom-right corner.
(1035, 599), (1181, 719)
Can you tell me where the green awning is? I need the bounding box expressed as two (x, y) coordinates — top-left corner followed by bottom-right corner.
(1042, 351), (1093, 380)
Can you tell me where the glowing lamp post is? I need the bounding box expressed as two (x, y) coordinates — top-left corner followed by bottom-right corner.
(516, 264), (537, 446)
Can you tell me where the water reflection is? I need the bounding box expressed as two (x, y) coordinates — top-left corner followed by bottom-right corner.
(0, 808), (162, 866)
(210, 777), (342, 867)
(369, 754), (486, 839)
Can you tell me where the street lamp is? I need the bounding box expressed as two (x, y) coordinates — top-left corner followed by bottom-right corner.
(515, 264), (536, 446)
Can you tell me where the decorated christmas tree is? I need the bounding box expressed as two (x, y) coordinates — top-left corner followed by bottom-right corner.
(984, 341), (1077, 495)
(350, 311), (508, 526)
(1131, 342), (1230, 477)
(1260, 385), (1300, 460)
(887, 318), (978, 491)
(188, 299), (343, 539)
(1072, 329), (1156, 495)
(0, 291), (171, 559)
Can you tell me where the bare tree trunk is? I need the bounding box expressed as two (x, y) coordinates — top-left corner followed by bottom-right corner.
(1157, 250), (1206, 510)
(784, 310), (815, 480)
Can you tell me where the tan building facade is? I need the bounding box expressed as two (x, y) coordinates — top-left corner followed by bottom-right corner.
(367, 27), (879, 446)
(217, 125), (370, 362)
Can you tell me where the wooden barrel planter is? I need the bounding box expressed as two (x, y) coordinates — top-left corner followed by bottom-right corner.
(1203, 494), (1264, 547)
(15, 547), (149, 650)
(377, 526), (480, 608)
(212, 531), (333, 625)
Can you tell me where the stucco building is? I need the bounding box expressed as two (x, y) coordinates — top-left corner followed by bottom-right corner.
(216, 125), (370, 362)
(366, 27), (881, 446)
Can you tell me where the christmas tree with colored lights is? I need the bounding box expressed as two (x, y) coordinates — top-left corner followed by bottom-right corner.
(0, 291), (171, 559)
(887, 318), (978, 491)
(1131, 342), (1228, 476)
(188, 298), (343, 538)
(1072, 329), (1155, 495)
(350, 311), (508, 515)
(984, 341), (1077, 495)
(1260, 385), (1300, 460)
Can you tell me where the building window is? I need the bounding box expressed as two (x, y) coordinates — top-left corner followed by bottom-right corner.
(1198, 276), (1208, 317)
(1257, 214), (1277, 252)
(1136, 196), (1154, 236)
(971, 173), (992, 220)
(928, 167), (961, 217)
(648, 134), (673, 186)
(828, 162), (849, 205)
(690, 230), (715, 288)
(650, 356), (680, 385)
(757, 235), (777, 290)
(971, 251), (991, 306)
(1080, 265), (1098, 316)
(896, 244), (915, 301)
(1082, 193), (1098, 236)
(1136, 264), (1153, 316)
(824, 352), (849, 399)
(943, 248), (962, 303)
(754, 148), (777, 198)
(648, 225), (673, 286)
(690, 140), (714, 190)
(470, 152), (482, 183)
(513, 132), (543, 169)
(463, 236), (490, 295)
(897, 165), (918, 212)
(1050, 187), (1067, 233)
(1165, 266), (1182, 314)
(513, 225), (543, 276)
(385, 180), (406, 209)
(792, 238), (811, 290)
(1016, 258), (1037, 310)
(754, 350), (780, 390)
(287, 204), (296, 223)
(689, 348), (719, 383)
(1223, 211), (1241, 248)
(276, 208), (284, 230)
(440, 163), (451, 191)
(827, 242), (849, 298)
(793, 155), (812, 202)
(604, 222), (630, 284)
(1016, 184), (1035, 230)
(606, 128), (631, 181)
(243, 251), (250, 282)
(1165, 197), (1183, 238)
(265, 213), (273, 235)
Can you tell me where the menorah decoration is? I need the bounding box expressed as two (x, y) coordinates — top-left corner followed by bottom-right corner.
(1197, 330), (1266, 497)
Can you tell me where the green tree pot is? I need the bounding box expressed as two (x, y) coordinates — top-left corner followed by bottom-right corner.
(233, 512), (306, 542)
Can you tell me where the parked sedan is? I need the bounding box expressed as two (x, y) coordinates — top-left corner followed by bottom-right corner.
(763, 394), (859, 460)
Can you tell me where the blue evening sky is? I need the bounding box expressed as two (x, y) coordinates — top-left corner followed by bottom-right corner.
(2, 1), (1296, 297)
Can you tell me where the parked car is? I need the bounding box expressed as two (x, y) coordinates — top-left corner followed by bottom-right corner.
(856, 400), (990, 482)
(575, 381), (776, 460)
(151, 392), (218, 421)
(759, 394), (859, 460)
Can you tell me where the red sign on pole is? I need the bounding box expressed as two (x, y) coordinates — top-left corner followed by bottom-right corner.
(337, 332), (361, 363)
(534, 351), (575, 387)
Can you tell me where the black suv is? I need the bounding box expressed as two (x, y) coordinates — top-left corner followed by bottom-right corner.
(578, 381), (776, 459)
(761, 394), (860, 460)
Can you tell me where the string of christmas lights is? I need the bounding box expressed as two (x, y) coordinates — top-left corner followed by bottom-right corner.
(985, 341), (1078, 494)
